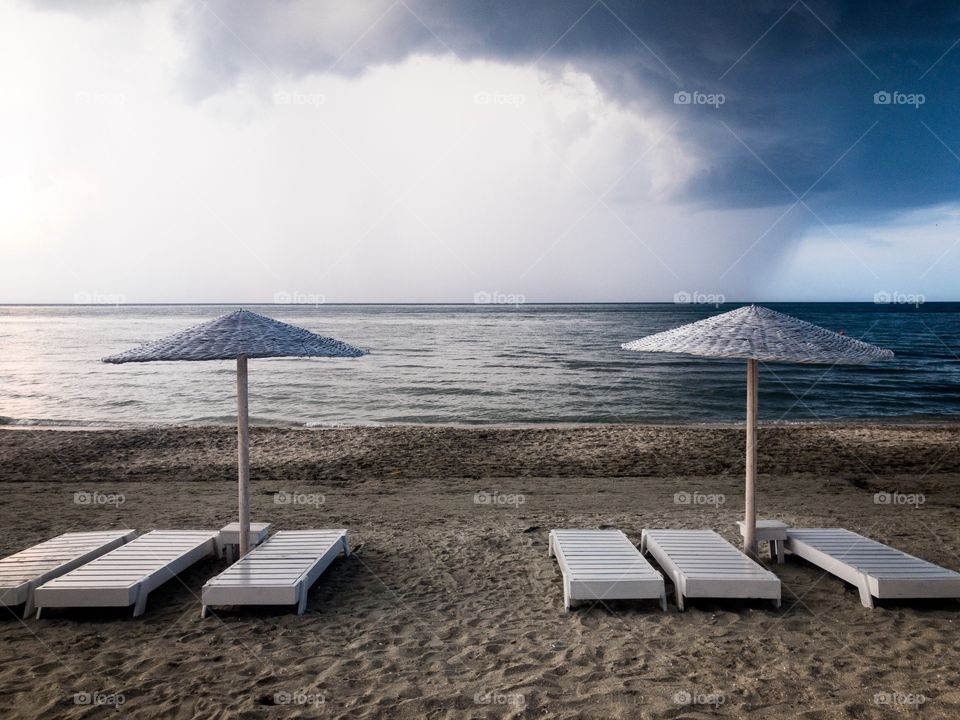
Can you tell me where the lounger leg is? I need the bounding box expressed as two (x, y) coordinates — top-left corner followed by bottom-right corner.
(776, 540), (785, 564)
(22, 586), (36, 619)
(769, 541), (775, 561)
(296, 584), (308, 615)
(639, 532), (647, 555)
(200, 605), (209, 619)
(563, 579), (571, 612)
(133, 589), (148, 617)
(226, 545), (235, 564)
(35, 607), (43, 620)
(660, 591), (667, 612)
(341, 536), (350, 558)
(675, 586), (684, 612)
(548, 534), (555, 557)
(857, 573), (875, 608)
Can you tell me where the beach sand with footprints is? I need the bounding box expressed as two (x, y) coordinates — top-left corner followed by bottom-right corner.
(0, 423), (958, 718)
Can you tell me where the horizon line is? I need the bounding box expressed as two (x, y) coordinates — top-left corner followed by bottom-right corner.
(0, 300), (955, 307)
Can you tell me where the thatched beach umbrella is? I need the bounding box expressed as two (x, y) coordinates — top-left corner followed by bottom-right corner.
(622, 305), (892, 557)
(104, 309), (367, 556)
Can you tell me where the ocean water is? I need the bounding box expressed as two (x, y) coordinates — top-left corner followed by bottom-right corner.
(0, 303), (958, 427)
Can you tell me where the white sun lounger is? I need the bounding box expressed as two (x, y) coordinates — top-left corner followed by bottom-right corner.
(201, 529), (349, 617)
(0, 530), (136, 618)
(33, 530), (220, 618)
(785, 528), (960, 608)
(548, 529), (666, 611)
(641, 529), (781, 610)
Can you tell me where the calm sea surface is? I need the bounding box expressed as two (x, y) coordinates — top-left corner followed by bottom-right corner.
(0, 303), (958, 427)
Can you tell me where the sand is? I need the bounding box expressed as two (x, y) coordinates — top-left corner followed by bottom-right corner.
(0, 423), (958, 719)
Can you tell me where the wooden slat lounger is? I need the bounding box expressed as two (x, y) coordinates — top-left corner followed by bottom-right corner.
(33, 530), (220, 618)
(785, 528), (960, 608)
(0, 530), (136, 618)
(201, 530), (349, 617)
(548, 529), (666, 612)
(641, 529), (781, 610)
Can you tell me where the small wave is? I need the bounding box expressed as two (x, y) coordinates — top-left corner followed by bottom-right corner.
(0, 416), (126, 429)
(304, 420), (386, 428)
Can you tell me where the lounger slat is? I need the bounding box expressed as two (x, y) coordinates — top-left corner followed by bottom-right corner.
(642, 529), (781, 611)
(548, 529), (666, 612)
(33, 530), (219, 617)
(0, 530), (136, 616)
(201, 529), (348, 615)
(785, 528), (960, 607)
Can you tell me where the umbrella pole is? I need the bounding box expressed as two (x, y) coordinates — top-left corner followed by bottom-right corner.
(237, 356), (251, 558)
(744, 358), (758, 558)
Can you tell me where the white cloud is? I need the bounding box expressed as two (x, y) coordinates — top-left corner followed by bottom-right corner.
(0, 1), (836, 302)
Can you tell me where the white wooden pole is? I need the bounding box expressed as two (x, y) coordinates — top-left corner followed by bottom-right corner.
(744, 358), (758, 558)
(237, 356), (251, 558)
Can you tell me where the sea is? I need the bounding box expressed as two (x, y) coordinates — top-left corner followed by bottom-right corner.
(0, 303), (958, 428)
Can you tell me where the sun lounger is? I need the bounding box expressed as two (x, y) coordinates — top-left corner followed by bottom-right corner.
(785, 528), (960, 608)
(33, 530), (220, 617)
(641, 529), (781, 610)
(201, 529), (349, 617)
(0, 530), (136, 618)
(548, 529), (666, 611)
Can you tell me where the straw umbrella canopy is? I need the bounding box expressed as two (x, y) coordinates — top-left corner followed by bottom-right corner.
(104, 309), (368, 556)
(622, 304), (892, 557)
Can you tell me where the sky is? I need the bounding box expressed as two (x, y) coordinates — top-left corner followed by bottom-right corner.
(1, 0), (959, 303)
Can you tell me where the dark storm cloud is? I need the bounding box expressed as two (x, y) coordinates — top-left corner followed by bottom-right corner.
(38, 0), (960, 219)
(165, 0), (960, 220)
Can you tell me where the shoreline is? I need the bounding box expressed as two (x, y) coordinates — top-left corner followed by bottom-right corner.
(3, 422), (959, 484)
(4, 416), (960, 432)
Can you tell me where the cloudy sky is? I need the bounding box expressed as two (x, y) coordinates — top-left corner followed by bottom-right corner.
(2, 0), (959, 303)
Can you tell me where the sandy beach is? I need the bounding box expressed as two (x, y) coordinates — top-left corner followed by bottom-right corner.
(1, 422), (959, 719)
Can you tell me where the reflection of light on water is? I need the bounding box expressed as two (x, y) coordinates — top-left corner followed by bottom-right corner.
(0, 303), (957, 427)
